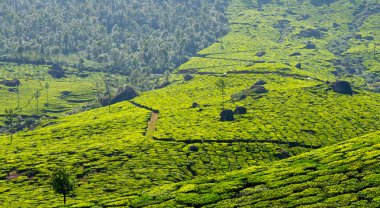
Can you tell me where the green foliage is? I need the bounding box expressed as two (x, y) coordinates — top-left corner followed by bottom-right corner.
(4, 108), (15, 126)
(0, 0), (228, 74)
(4, 108), (16, 143)
(130, 132), (380, 207)
(0, 63), (110, 118)
(51, 166), (75, 205)
(0, 0), (379, 207)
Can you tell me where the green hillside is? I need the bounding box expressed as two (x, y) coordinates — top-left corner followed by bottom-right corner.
(0, 63), (97, 117)
(0, 0), (379, 207)
(128, 131), (380, 208)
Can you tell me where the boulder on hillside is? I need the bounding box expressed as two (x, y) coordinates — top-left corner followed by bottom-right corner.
(2, 78), (21, 87)
(332, 81), (353, 95)
(189, 145), (199, 152)
(48, 64), (65, 78)
(220, 110), (234, 122)
(111, 86), (138, 104)
(305, 41), (316, 49)
(240, 94), (247, 100)
(295, 63), (302, 69)
(255, 51), (266, 57)
(250, 85), (268, 93)
(234, 106), (247, 115)
(290, 52), (301, 56)
(184, 74), (194, 81)
(191, 102), (200, 108)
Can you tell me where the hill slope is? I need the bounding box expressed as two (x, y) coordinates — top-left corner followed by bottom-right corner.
(127, 131), (380, 208)
(0, 0), (379, 207)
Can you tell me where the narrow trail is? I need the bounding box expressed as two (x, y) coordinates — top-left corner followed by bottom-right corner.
(128, 100), (160, 139)
(146, 112), (159, 139)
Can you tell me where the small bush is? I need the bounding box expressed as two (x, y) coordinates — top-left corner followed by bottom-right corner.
(184, 74), (194, 81)
(220, 110), (234, 121)
(48, 64), (65, 78)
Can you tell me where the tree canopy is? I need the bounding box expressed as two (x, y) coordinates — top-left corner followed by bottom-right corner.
(0, 0), (228, 74)
(51, 166), (75, 205)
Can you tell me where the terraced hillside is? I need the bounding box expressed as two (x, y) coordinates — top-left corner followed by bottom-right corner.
(0, 0), (379, 207)
(127, 131), (380, 207)
(0, 63), (97, 117)
(134, 0), (380, 170)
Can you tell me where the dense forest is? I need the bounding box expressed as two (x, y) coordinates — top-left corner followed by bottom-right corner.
(0, 0), (229, 74)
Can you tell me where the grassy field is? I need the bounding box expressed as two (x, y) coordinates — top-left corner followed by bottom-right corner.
(0, 0), (379, 207)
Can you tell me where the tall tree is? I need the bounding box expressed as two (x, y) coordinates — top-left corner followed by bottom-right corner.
(17, 39), (23, 65)
(16, 85), (20, 109)
(104, 74), (112, 113)
(45, 82), (50, 105)
(4, 108), (16, 144)
(163, 70), (170, 83)
(35, 90), (41, 116)
(216, 78), (227, 110)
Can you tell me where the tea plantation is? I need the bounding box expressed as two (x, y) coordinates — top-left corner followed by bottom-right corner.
(0, 0), (379, 207)
(127, 131), (380, 208)
(0, 63), (97, 117)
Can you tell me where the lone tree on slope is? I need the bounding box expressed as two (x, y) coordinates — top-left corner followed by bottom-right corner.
(35, 90), (41, 116)
(4, 108), (16, 144)
(45, 82), (50, 105)
(16, 84), (20, 109)
(216, 78), (227, 110)
(51, 166), (75, 205)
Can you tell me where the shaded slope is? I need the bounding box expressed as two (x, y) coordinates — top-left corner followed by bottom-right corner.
(127, 131), (380, 208)
(179, 0), (379, 84)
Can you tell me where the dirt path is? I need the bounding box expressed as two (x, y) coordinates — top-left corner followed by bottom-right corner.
(146, 112), (159, 139)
